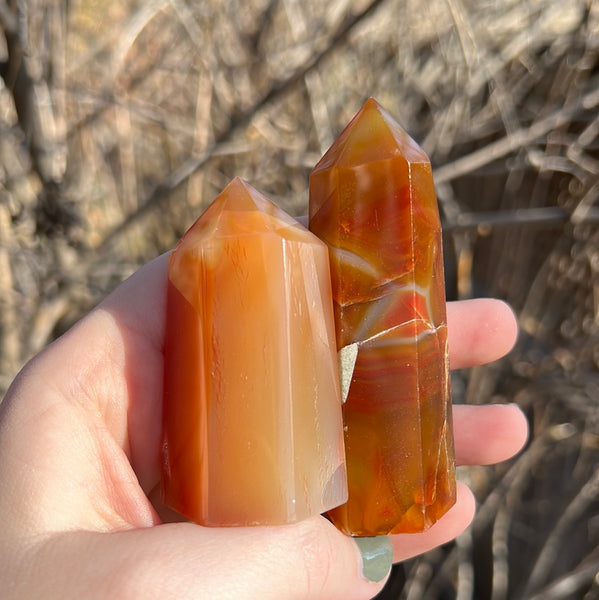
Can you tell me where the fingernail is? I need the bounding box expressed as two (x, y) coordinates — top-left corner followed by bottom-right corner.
(354, 536), (393, 582)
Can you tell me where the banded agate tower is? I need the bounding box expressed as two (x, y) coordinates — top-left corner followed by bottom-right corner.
(309, 99), (455, 536)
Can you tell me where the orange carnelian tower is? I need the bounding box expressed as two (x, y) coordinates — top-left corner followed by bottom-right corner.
(309, 99), (455, 536)
(162, 177), (347, 526)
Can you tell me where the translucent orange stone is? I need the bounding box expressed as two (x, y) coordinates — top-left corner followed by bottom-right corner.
(161, 177), (347, 526)
(309, 99), (456, 536)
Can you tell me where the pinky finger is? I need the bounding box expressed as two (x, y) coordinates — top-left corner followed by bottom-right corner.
(390, 482), (475, 562)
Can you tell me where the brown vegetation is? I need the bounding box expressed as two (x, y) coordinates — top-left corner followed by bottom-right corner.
(1, 0), (598, 598)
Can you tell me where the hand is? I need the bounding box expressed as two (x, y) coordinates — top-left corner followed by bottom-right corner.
(0, 254), (528, 599)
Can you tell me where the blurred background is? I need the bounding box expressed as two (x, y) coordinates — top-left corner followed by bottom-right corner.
(1, 0), (598, 598)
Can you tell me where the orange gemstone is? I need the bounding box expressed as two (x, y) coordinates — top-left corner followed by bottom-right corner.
(309, 99), (456, 535)
(161, 177), (347, 526)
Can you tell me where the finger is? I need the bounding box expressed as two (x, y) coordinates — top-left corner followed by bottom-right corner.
(390, 482), (475, 562)
(454, 404), (528, 466)
(447, 298), (518, 369)
(26, 517), (392, 600)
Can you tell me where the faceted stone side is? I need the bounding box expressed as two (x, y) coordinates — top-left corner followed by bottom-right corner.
(162, 177), (347, 526)
(309, 99), (456, 536)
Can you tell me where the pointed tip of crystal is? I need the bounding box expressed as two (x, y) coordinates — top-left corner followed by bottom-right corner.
(181, 177), (301, 238)
(203, 176), (273, 216)
(172, 178), (319, 272)
(313, 98), (428, 171)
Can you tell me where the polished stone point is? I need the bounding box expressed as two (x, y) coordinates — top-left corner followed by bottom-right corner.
(161, 177), (347, 526)
(310, 98), (456, 536)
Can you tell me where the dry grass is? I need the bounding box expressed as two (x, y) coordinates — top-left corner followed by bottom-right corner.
(1, 0), (598, 598)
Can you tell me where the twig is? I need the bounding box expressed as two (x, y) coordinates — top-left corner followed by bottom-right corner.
(433, 79), (599, 184)
(455, 525), (474, 600)
(442, 207), (576, 233)
(527, 558), (599, 600)
(0, 204), (19, 375)
(524, 465), (599, 596)
(490, 505), (511, 600)
(0, 1), (17, 34)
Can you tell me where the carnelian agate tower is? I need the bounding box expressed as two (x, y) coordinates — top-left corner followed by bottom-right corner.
(309, 99), (455, 536)
(162, 177), (347, 526)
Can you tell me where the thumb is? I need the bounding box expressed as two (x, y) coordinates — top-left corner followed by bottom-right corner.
(143, 520), (392, 599)
(21, 518), (392, 600)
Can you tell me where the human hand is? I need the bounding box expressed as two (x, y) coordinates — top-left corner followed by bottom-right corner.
(0, 253), (528, 599)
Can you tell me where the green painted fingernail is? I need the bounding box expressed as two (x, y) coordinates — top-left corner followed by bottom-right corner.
(354, 536), (393, 582)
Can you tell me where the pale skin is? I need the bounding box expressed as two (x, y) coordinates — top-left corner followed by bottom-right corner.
(0, 253), (528, 599)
